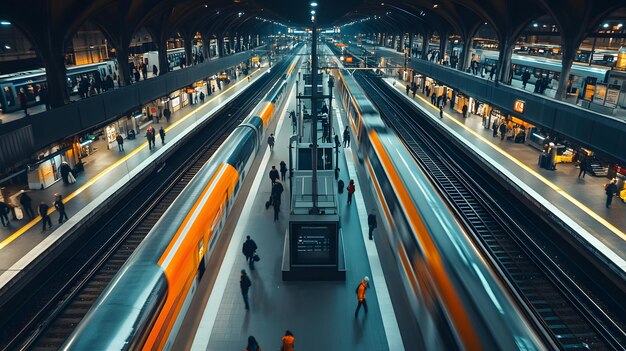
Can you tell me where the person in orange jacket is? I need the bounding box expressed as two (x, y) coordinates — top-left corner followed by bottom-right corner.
(281, 330), (295, 351)
(346, 179), (355, 205)
(355, 276), (369, 318)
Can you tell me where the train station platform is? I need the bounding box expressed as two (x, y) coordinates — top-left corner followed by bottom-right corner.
(0, 62), (272, 293)
(364, 45), (589, 112)
(0, 56), (221, 124)
(173, 68), (412, 350)
(384, 75), (626, 274)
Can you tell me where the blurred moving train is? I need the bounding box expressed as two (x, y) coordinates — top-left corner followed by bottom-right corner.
(333, 65), (547, 349)
(0, 61), (117, 113)
(61, 51), (300, 350)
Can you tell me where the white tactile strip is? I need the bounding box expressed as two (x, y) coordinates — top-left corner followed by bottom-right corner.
(335, 106), (405, 351)
(191, 80), (296, 351)
(383, 78), (626, 274)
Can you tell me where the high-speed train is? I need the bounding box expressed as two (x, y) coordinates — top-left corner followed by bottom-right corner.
(334, 67), (547, 350)
(61, 50), (301, 351)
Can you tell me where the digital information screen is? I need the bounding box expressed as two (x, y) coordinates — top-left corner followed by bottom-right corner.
(291, 222), (337, 267)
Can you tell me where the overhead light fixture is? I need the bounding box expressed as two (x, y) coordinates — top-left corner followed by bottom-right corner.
(618, 23), (623, 28)
(433, 4), (438, 8)
(0, 21), (10, 26)
(204, 4), (208, 7)
(4, 44), (11, 49)
(533, 23), (538, 27)
(310, 2), (317, 6)
(603, 23), (609, 28)
(311, 10), (315, 15)
(311, 15), (315, 22)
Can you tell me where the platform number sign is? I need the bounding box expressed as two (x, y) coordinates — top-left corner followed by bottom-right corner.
(514, 99), (525, 114)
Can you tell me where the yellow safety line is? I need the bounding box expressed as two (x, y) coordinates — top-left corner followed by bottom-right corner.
(403, 82), (626, 242)
(0, 68), (261, 251)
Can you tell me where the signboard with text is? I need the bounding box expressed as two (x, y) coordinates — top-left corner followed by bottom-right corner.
(513, 99), (525, 114)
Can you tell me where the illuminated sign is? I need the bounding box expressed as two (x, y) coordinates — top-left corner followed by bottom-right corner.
(513, 99), (525, 114)
(251, 57), (260, 62)
(345, 56), (353, 63)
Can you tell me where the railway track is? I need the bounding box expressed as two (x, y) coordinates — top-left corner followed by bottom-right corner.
(355, 71), (625, 350)
(0, 54), (295, 351)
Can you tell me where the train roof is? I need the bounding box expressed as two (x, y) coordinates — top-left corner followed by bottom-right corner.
(0, 61), (112, 83)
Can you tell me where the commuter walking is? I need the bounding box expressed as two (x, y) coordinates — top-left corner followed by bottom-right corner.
(53, 194), (68, 224)
(605, 179), (619, 208)
(343, 126), (351, 148)
(60, 162), (72, 184)
(146, 127), (156, 150)
(271, 180), (284, 222)
(499, 121), (507, 141)
(439, 105), (444, 118)
(281, 330), (295, 351)
(269, 166), (280, 186)
(116, 134), (124, 151)
(19, 191), (35, 219)
(462, 104), (468, 118)
(199, 91), (205, 104)
(152, 64), (158, 77)
(240, 269), (252, 310)
(578, 158), (590, 178)
(39, 202), (52, 231)
(0, 201), (10, 227)
(334, 134), (341, 148)
(521, 70), (531, 89)
(354, 276), (370, 318)
(368, 210), (377, 240)
(492, 120), (499, 138)
(405, 84), (410, 95)
(290, 110), (297, 133)
(346, 180), (355, 205)
(163, 108), (171, 123)
(245, 336), (261, 351)
(242, 235), (258, 269)
(18, 90), (28, 116)
(159, 127), (166, 145)
(267, 133), (275, 152)
(279, 161), (287, 182)
(489, 64), (496, 80)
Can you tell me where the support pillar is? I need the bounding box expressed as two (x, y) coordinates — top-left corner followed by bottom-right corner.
(439, 31), (448, 64)
(378, 33), (384, 46)
(408, 32), (414, 57)
(497, 36), (514, 84)
(217, 37), (225, 57)
(201, 38), (210, 61)
(421, 31), (431, 59)
(184, 34), (193, 66)
(461, 37), (474, 71)
(115, 44), (133, 84)
(40, 47), (70, 107)
(157, 40), (169, 75)
(555, 42), (577, 100)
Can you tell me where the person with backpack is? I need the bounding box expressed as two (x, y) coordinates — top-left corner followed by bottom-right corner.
(53, 193), (68, 224)
(605, 179), (619, 208)
(267, 133), (275, 152)
(39, 201), (52, 231)
(343, 126), (351, 148)
(354, 276), (369, 318)
(269, 166), (280, 187)
(346, 180), (355, 205)
(281, 330), (295, 351)
(19, 191), (35, 219)
(279, 161), (287, 182)
(240, 269), (251, 310)
(271, 180), (284, 222)
(245, 336), (261, 351)
(116, 134), (124, 151)
(368, 210), (377, 240)
(159, 126), (166, 145)
(242, 236), (258, 269)
(578, 158), (590, 178)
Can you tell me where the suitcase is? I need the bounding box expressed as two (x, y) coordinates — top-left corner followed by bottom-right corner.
(14, 207), (23, 220)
